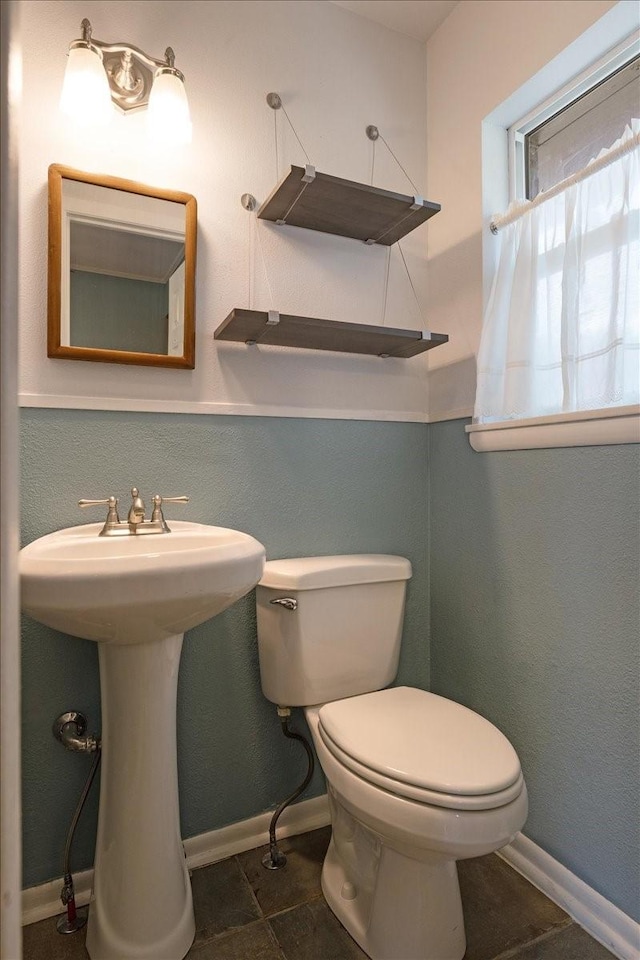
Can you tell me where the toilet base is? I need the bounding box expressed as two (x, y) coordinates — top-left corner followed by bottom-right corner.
(321, 820), (466, 960)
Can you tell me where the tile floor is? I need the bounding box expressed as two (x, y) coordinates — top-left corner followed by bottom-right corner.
(23, 827), (616, 960)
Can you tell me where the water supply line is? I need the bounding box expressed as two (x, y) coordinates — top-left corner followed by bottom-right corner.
(262, 706), (315, 870)
(52, 712), (102, 933)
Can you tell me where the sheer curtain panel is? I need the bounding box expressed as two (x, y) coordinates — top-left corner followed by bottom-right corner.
(475, 120), (640, 423)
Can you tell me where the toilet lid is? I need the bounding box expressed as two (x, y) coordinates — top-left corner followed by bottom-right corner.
(318, 687), (522, 797)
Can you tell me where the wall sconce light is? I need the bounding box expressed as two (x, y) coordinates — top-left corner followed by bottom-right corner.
(60, 18), (192, 144)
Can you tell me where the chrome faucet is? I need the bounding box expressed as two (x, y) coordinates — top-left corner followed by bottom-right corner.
(127, 487), (146, 526)
(79, 488), (189, 536)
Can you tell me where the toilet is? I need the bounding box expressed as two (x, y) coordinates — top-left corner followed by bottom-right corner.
(256, 555), (528, 960)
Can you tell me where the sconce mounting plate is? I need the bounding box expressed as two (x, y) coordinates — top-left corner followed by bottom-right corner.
(94, 41), (164, 114)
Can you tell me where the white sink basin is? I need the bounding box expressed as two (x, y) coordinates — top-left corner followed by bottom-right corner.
(20, 519), (266, 960)
(20, 520), (266, 644)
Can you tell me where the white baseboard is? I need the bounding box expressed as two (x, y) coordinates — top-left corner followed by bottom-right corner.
(22, 794), (330, 927)
(499, 833), (640, 960)
(23, 804), (639, 960)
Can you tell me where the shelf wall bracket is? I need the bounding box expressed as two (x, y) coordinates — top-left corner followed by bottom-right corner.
(241, 193), (257, 211)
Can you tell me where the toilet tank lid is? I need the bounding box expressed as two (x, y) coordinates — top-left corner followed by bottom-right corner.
(258, 555), (412, 590)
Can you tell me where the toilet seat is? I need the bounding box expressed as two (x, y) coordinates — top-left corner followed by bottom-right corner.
(317, 686), (524, 811)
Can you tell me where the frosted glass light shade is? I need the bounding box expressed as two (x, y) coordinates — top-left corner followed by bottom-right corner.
(60, 45), (112, 125)
(147, 70), (192, 145)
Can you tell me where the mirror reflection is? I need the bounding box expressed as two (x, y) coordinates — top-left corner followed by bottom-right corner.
(48, 166), (197, 368)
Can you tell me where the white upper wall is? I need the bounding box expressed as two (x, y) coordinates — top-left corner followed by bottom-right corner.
(19, 0), (431, 421)
(330, 0), (459, 42)
(425, 0), (621, 421)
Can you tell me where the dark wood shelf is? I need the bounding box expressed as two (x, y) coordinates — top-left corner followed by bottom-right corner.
(214, 309), (448, 359)
(257, 165), (440, 245)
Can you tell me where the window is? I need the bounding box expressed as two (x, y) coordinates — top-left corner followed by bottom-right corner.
(524, 55), (639, 200)
(468, 37), (640, 451)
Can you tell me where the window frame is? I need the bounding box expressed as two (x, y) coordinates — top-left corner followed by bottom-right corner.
(507, 34), (640, 205)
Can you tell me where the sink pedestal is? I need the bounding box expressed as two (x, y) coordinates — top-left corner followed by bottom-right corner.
(20, 519), (266, 958)
(86, 634), (195, 960)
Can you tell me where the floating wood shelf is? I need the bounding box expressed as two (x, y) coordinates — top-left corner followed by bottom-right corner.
(214, 309), (448, 359)
(257, 165), (441, 245)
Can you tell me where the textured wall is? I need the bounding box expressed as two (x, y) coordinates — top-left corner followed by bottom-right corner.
(20, 409), (430, 887)
(429, 419), (640, 921)
(19, 0), (432, 421)
(70, 273), (169, 354)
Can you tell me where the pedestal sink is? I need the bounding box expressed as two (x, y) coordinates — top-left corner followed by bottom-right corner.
(20, 521), (266, 960)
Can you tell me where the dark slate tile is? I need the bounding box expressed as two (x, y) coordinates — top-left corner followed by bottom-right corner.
(23, 913), (90, 960)
(191, 856), (261, 943)
(459, 854), (571, 960)
(237, 826), (331, 917)
(506, 923), (618, 959)
(269, 899), (368, 960)
(187, 920), (284, 960)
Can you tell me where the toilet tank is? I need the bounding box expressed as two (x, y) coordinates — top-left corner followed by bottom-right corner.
(256, 555), (412, 707)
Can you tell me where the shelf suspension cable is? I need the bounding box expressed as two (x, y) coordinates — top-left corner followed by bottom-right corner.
(274, 109), (279, 182)
(380, 246), (391, 326)
(367, 125), (427, 327)
(279, 102), (312, 165)
(253, 214), (277, 313)
(376, 131), (420, 195)
(397, 241), (424, 322)
(272, 95), (312, 179)
(248, 206), (254, 310)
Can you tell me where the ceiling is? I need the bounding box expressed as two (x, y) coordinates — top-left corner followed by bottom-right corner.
(70, 222), (184, 284)
(330, 0), (459, 42)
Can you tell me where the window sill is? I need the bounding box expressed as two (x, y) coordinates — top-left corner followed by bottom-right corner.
(466, 405), (640, 452)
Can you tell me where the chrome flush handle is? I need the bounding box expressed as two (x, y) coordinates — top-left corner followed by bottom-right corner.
(269, 598), (298, 611)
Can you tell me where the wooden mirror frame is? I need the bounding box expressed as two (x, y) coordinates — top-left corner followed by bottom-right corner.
(48, 164), (197, 368)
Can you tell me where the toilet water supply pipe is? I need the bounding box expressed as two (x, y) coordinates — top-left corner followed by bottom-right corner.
(262, 706), (315, 870)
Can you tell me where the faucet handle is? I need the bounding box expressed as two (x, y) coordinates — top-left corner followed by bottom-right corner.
(151, 495), (189, 528)
(78, 496), (120, 525)
(151, 495), (189, 514)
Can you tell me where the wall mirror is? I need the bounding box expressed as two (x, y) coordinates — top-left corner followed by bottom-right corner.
(48, 164), (197, 368)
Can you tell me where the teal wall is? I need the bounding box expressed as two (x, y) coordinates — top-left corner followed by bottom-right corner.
(20, 409), (430, 888)
(20, 408), (639, 925)
(70, 272), (169, 354)
(429, 419), (640, 922)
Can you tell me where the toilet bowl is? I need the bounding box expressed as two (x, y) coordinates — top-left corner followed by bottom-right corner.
(256, 556), (528, 960)
(307, 690), (527, 960)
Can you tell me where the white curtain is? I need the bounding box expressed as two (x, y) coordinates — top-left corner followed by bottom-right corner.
(475, 120), (640, 423)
